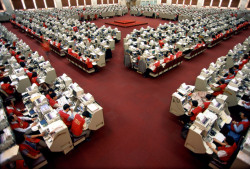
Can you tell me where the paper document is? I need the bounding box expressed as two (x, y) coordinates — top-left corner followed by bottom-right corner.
(214, 132), (225, 142)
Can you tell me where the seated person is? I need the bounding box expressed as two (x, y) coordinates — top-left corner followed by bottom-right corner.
(5, 99), (25, 117)
(18, 56), (25, 64)
(210, 79), (227, 97)
(8, 115), (37, 134)
(70, 114), (91, 140)
(23, 133), (47, 150)
(1, 77), (15, 95)
(68, 45), (73, 55)
(203, 94), (212, 112)
(206, 136), (237, 162)
(49, 92), (60, 109)
(31, 72), (40, 86)
(57, 40), (62, 51)
(232, 65), (239, 75)
(46, 88), (54, 100)
(15, 51), (22, 62)
(85, 57), (93, 69)
(152, 57), (160, 73)
(58, 104), (74, 127)
(226, 112), (249, 142)
(175, 49), (183, 58)
(159, 38), (164, 48)
(18, 134), (46, 161)
(221, 68), (235, 84)
(238, 54), (248, 70)
(20, 62), (28, 72)
(180, 100), (203, 124)
(26, 67), (34, 80)
(194, 41), (203, 50)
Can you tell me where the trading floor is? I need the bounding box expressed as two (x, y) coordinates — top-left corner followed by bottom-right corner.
(2, 12), (250, 168)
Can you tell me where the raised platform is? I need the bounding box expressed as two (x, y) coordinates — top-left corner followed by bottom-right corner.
(106, 20), (148, 28)
(114, 20), (136, 24)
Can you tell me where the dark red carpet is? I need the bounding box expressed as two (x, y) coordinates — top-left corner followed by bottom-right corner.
(2, 13), (250, 169)
(106, 19), (147, 28)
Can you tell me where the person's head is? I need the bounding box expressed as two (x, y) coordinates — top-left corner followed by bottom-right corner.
(224, 136), (235, 146)
(48, 88), (54, 95)
(3, 77), (9, 83)
(192, 100), (198, 107)
(8, 114), (17, 122)
(240, 112), (248, 120)
(63, 104), (70, 112)
(69, 45), (72, 48)
(50, 92), (57, 100)
(5, 99), (14, 107)
(219, 78), (225, 84)
(233, 65), (239, 70)
(59, 40), (62, 43)
(205, 94), (212, 101)
(228, 68), (234, 75)
(28, 67), (34, 72)
(32, 72), (37, 77)
(20, 62), (25, 68)
(16, 51), (21, 55)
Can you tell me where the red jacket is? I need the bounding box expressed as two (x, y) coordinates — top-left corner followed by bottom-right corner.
(49, 99), (58, 109)
(190, 106), (203, 121)
(231, 121), (250, 133)
(86, 58), (93, 69)
(31, 77), (40, 86)
(19, 143), (40, 156)
(10, 118), (29, 130)
(176, 51), (183, 58)
(6, 106), (23, 116)
(153, 61), (160, 72)
(239, 59), (248, 70)
(217, 143), (237, 162)
(203, 101), (211, 112)
(58, 110), (72, 127)
(213, 84), (227, 96)
(1, 83), (15, 95)
(71, 114), (85, 137)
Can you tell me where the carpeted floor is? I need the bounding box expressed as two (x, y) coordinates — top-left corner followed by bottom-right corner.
(2, 13), (250, 169)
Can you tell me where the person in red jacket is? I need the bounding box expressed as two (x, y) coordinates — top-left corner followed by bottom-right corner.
(49, 92), (60, 109)
(202, 94), (212, 112)
(194, 41), (203, 50)
(238, 54), (248, 70)
(206, 136), (237, 162)
(85, 57), (93, 69)
(71, 114), (91, 139)
(57, 40), (62, 51)
(188, 100), (203, 122)
(46, 88), (54, 100)
(8, 115), (37, 134)
(180, 100), (202, 124)
(68, 45), (73, 55)
(15, 51), (22, 63)
(5, 99), (24, 117)
(58, 104), (74, 128)
(9, 47), (16, 56)
(159, 38), (164, 48)
(41, 39), (50, 60)
(152, 58), (160, 73)
(210, 79), (227, 97)
(26, 67), (34, 80)
(31, 72), (40, 87)
(1, 77), (15, 95)
(226, 112), (250, 142)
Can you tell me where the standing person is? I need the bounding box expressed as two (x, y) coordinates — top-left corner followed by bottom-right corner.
(41, 39), (50, 61)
